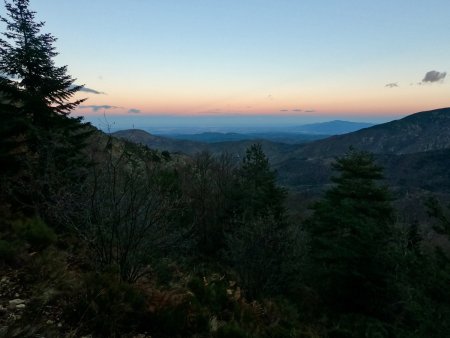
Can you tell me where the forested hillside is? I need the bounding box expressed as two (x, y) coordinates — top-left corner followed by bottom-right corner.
(1, 1), (450, 337)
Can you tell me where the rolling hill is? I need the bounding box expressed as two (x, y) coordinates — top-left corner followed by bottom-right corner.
(112, 129), (209, 154)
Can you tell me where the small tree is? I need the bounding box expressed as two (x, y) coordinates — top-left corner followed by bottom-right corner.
(307, 148), (395, 317)
(235, 143), (286, 222)
(225, 144), (301, 297)
(78, 138), (184, 282)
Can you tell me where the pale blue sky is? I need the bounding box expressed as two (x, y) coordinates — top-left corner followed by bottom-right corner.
(2, 0), (450, 125)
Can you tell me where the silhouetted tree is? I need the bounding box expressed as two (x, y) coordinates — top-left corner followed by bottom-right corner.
(0, 0), (92, 215)
(225, 144), (301, 297)
(235, 143), (286, 222)
(307, 149), (395, 318)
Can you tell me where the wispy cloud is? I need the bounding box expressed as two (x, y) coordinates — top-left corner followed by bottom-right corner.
(291, 109), (302, 112)
(280, 109), (289, 112)
(385, 82), (398, 88)
(128, 108), (141, 114)
(304, 109), (316, 113)
(79, 105), (121, 112)
(198, 110), (227, 115)
(71, 84), (106, 95)
(421, 70), (446, 83)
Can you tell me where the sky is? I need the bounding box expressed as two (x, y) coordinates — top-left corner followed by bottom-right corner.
(2, 0), (450, 127)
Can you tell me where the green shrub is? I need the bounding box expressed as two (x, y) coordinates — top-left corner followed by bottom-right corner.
(12, 218), (57, 249)
(329, 314), (389, 338)
(188, 275), (230, 313)
(153, 259), (180, 286)
(216, 322), (249, 338)
(161, 150), (171, 160)
(149, 296), (195, 335)
(188, 276), (206, 300)
(0, 239), (16, 262)
(68, 272), (146, 336)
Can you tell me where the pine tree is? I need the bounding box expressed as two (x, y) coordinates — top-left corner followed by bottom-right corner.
(0, 0), (84, 116)
(307, 148), (394, 317)
(0, 0), (92, 213)
(236, 143), (286, 221)
(0, 76), (27, 175)
(225, 144), (300, 297)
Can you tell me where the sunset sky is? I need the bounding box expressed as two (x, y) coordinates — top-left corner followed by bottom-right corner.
(8, 0), (450, 124)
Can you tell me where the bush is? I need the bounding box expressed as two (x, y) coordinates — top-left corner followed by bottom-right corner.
(78, 140), (184, 282)
(225, 215), (301, 298)
(150, 293), (200, 335)
(216, 322), (249, 338)
(0, 239), (16, 262)
(67, 272), (147, 336)
(188, 275), (230, 313)
(12, 217), (57, 249)
(329, 314), (389, 338)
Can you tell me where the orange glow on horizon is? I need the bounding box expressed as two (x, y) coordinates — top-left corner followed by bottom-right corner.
(74, 81), (450, 118)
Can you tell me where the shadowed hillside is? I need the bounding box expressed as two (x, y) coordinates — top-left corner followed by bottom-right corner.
(294, 107), (450, 158)
(113, 129), (209, 154)
(276, 108), (450, 190)
(288, 120), (374, 135)
(113, 129), (298, 158)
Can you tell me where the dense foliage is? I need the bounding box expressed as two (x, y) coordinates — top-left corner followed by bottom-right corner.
(1, 1), (450, 337)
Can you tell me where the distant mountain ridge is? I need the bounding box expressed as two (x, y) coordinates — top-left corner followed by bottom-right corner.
(290, 120), (374, 135)
(294, 107), (450, 158)
(112, 129), (296, 158)
(112, 129), (208, 154)
(114, 108), (450, 195)
(275, 107), (450, 193)
(164, 132), (328, 144)
(112, 119), (377, 153)
(160, 120), (375, 140)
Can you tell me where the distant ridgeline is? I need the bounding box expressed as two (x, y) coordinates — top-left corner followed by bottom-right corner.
(275, 107), (450, 194)
(112, 120), (374, 153)
(114, 108), (450, 196)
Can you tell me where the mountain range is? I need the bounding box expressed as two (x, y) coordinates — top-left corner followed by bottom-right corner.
(159, 120), (374, 144)
(112, 120), (375, 154)
(275, 108), (450, 190)
(113, 108), (450, 201)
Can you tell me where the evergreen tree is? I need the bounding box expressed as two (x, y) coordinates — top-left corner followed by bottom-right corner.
(226, 144), (301, 297)
(0, 0), (84, 116)
(0, 0), (92, 214)
(307, 148), (395, 319)
(0, 76), (27, 176)
(235, 143), (286, 222)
